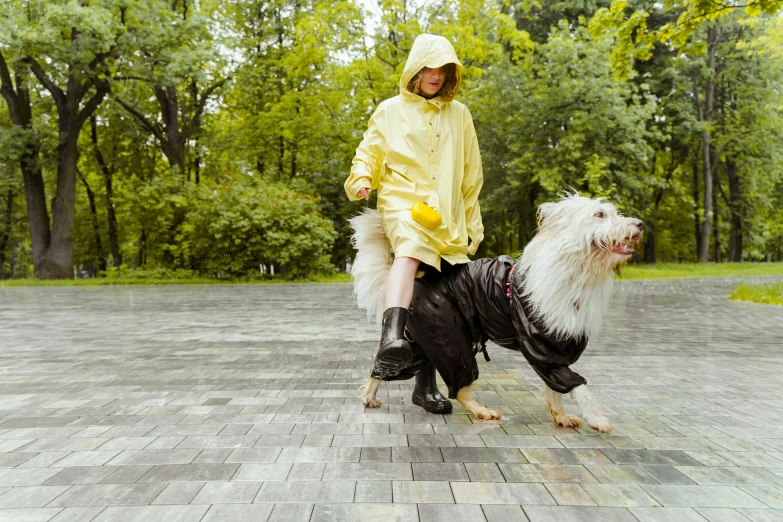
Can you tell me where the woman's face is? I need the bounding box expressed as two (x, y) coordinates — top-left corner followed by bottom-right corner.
(419, 66), (445, 97)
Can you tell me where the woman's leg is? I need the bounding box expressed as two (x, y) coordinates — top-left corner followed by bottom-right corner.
(384, 256), (420, 310)
(371, 256), (420, 382)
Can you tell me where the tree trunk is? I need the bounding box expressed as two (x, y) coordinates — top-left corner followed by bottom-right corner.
(712, 169), (720, 263)
(90, 115), (122, 267)
(77, 170), (107, 273)
(0, 57), (52, 277)
(695, 26), (719, 263)
(43, 121), (80, 279)
(0, 189), (13, 278)
(726, 159), (742, 262)
(691, 155), (701, 260)
(137, 229), (147, 267)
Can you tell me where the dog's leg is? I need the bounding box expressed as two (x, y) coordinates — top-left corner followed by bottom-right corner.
(544, 386), (581, 428)
(569, 384), (613, 433)
(456, 387), (501, 420)
(359, 377), (382, 408)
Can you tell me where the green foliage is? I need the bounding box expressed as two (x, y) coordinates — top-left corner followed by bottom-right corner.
(181, 179), (337, 278)
(1, 0), (782, 280)
(729, 281), (783, 305)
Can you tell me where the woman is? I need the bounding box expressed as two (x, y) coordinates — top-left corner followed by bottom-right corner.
(345, 33), (484, 412)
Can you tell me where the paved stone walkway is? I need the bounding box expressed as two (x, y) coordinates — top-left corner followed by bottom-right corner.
(0, 276), (782, 522)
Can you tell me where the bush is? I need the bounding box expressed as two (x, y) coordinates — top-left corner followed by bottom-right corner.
(180, 179), (337, 278)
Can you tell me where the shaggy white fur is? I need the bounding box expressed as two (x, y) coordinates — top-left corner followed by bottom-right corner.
(518, 194), (642, 340)
(570, 384), (614, 433)
(349, 209), (392, 327)
(350, 194), (641, 428)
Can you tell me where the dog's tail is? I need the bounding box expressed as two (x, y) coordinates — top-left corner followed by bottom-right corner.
(349, 208), (392, 326)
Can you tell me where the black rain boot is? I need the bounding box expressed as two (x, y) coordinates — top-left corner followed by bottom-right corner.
(412, 362), (452, 414)
(372, 307), (414, 380)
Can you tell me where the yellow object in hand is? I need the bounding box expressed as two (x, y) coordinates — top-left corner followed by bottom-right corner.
(411, 201), (442, 229)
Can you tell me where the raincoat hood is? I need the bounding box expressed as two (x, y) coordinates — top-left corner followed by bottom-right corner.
(400, 34), (463, 94)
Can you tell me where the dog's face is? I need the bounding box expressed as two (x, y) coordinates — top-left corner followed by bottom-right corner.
(536, 195), (643, 267)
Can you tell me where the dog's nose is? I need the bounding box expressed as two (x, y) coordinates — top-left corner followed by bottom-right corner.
(632, 220), (644, 231)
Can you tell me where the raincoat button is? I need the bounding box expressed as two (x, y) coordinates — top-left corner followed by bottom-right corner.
(431, 148), (434, 152)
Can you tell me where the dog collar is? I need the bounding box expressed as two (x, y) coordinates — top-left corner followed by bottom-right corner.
(505, 264), (516, 300)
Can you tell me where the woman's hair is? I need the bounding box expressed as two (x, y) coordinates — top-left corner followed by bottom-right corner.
(407, 63), (460, 101)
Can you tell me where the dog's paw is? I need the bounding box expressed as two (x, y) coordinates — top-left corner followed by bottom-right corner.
(588, 416), (614, 433)
(362, 398), (382, 408)
(554, 414), (582, 428)
(474, 408), (502, 420)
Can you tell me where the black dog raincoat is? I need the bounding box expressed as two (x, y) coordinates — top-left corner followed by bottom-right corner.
(371, 256), (588, 398)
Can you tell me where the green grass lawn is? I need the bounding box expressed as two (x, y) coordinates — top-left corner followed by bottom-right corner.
(2, 263), (782, 287)
(617, 262), (783, 280)
(729, 282), (783, 306)
(0, 272), (353, 287)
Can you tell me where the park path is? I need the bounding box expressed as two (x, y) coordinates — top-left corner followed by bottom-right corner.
(0, 277), (781, 521)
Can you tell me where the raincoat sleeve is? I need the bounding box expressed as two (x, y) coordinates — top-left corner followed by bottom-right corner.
(345, 106), (386, 201)
(463, 109), (484, 255)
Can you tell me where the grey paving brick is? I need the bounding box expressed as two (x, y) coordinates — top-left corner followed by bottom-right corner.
(393, 480), (454, 503)
(0, 485), (71, 508)
(48, 506), (106, 522)
(49, 483), (167, 506)
(91, 505), (209, 522)
(254, 480), (355, 503)
(642, 485), (769, 508)
(581, 483), (661, 507)
(355, 480), (392, 502)
(628, 507), (710, 521)
(150, 482), (204, 505)
(224, 448), (282, 463)
(276, 447), (360, 462)
(465, 463), (506, 482)
(331, 434), (407, 447)
(311, 502), (419, 521)
(585, 464), (657, 484)
(442, 448), (528, 463)
(322, 462), (412, 480)
(499, 464), (598, 483)
(191, 481), (262, 503)
(544, 483), (597, 506)
(360, 447), (391, 462)
(137, 463), (240, 482)
(0, 468), (62, 486)
(392, 447), (443, 463)
(201, 503), (275, 522)
(451, 482), (555, 504)
(522, 505), (638, 521)
(551, 449), (613, 465)
(0, 508), (64, 521)
(734, 509), (782, 522)
(231, 463), (292, 481)
(418, 503), (488, 522)
(413, 463), (470, 481)
(694, 507), (753, 522)
(738, 486), (783, 508)
(43, 467), (118, 486)
(267, 503), (314, 522)
(106, 449), (201, 466)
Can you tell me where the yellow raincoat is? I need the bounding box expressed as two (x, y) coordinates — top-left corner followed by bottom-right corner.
(344, 34), (484, 271)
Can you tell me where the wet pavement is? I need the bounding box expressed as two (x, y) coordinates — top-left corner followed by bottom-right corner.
(0, 276), (781, 521)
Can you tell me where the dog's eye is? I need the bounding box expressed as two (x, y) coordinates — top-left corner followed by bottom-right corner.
(594, 211), (606, 219)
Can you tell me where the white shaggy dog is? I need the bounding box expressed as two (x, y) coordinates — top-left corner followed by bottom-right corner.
(351, 194), (643, 433)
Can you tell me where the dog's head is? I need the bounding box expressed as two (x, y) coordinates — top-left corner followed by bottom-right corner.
(536, 194), (643, 270)
(519, 194), (643, 340)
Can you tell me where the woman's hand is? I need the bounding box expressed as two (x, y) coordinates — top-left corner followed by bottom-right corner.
(357, 187), (371, 200)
